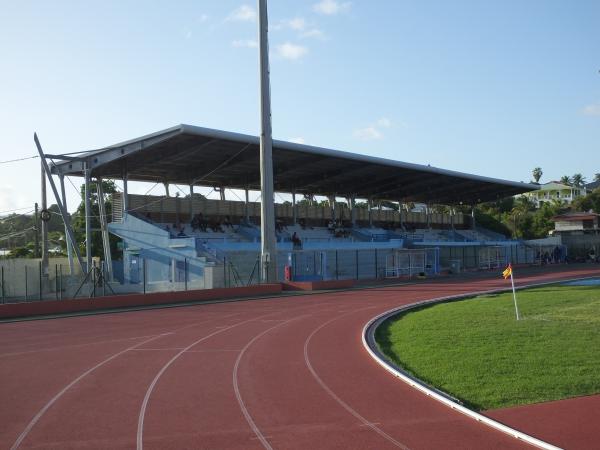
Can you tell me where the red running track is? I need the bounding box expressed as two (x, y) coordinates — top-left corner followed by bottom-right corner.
(1, 265), (599, 450)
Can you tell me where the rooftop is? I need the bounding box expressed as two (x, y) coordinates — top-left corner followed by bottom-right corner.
(49, 124), (538, 205)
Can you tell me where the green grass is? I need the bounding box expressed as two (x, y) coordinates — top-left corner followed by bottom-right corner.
(375, 285), (600, 410)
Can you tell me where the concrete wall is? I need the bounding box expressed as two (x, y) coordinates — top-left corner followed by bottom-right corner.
(123, 194), (467, 228)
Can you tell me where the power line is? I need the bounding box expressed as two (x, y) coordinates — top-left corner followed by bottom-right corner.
(0, 227), (36, 242)
(0, 210), (35, 223)
(0, 206), (34, 215)
(0, 155), (39, 164)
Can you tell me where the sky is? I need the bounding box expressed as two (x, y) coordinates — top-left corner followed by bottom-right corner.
(0, 0), (599, 215)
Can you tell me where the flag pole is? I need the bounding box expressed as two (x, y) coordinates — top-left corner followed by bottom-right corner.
(510, 268), (520, 320)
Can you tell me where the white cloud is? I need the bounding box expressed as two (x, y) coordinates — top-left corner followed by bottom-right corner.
(288, 17), (306, 31)
(353, 127), (383, 141)
(300, 29), (325, 39)
(377, 117), (392, 128)
(583, 103), (600, 116)
(198, 14), (209, 23)
(353, 117), (398, 141)
(226, 5), (256, 22)
(289, 137), (306, 144)
(313, 0), (351, 15)
(232, 39), (258, 48)
(275, 42), (308, 61)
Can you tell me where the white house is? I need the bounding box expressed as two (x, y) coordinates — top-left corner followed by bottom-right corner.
(525, 181), (585, 208)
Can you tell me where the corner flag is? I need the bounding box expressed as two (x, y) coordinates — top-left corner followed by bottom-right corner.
(502, 264), (512, 279)
(502, 263), (520, 320)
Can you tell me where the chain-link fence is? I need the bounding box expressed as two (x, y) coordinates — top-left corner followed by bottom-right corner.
(0, 255), (210, 304)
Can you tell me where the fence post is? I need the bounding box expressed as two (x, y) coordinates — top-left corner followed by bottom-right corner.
(59, 264), (63, 300)
(335, 251), (338, 280)
(1, 266), (4, 303)
(55, 264), (59, 300)
(356, 250), (359, 280)
(184, 258), (188, 291)
(25, 266), (28, 301)
(223, 256), (227, 288)
(92, 261), (96, 298)
(102, 262), (106, 297)
(374, 249), (378, 279)
(143, 258), (147, 294)
(39, 260), (42, 301)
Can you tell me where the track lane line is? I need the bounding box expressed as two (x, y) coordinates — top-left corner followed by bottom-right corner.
(136, 311), (281, 450)
(10, 332), (171, 450)
(232, 316), (306, 450)
(303, 306), (411, 450)
(9, 312), (243, 449)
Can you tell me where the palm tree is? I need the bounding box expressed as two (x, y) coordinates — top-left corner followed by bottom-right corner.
(594, 173), (600, 182)
(572, 173), (586, 187)
(560, 175), (572, 186)
(532, 167), (543, 183)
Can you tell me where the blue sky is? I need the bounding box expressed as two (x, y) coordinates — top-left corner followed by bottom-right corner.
(0, 0), (598, 213)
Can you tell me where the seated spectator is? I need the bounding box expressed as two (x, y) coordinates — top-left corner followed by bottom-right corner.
(210, 220), (224, 233)
(327, 220), (335, 233)
(191, 214), (200, 232)
(223, 215), (233, 229)
(299, 218), (306, 229)
(177, 228), (186, 237)
(291, 232), (302, 249)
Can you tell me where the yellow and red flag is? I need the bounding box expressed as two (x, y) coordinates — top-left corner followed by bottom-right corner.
(502, 264), (512, 280)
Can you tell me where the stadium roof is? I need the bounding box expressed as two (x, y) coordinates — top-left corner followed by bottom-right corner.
(49, 124), (538, 204)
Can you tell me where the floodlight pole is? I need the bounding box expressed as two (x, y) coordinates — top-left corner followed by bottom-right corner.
(84, 164), (92, 271)
(258, 0), (277, 283)
(40, 162), (49, 277)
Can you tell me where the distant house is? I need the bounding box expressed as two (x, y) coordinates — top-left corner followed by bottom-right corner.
(525, 181), (585, 208)
(551, 212), (600, 235)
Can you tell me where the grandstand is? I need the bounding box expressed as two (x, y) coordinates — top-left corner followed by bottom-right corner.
(40, 123), (541, 293)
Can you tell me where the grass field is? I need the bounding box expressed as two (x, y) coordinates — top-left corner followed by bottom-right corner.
(375, 284), (600, 410)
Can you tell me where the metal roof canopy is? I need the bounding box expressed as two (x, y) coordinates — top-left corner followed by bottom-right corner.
(49, 124), (538, 204)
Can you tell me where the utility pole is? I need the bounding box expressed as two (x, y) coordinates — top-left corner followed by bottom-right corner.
(34, 202), (40, 258)
(258, 0), (277, 282)
(41, 163), (49, 277)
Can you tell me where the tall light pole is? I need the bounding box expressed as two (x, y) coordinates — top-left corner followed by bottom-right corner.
(258, 0), (277, 282)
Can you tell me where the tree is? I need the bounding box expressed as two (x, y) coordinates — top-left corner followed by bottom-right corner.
(72, 179), (119, 259)
(572, 173), (586, 187)
(532, 167), (543, 183)
(594, 173), (600, 182)
(560, 175), (572, 186)
(572, 188), (600, 213)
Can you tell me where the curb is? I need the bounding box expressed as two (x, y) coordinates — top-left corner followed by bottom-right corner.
(361, 275), (600, 450)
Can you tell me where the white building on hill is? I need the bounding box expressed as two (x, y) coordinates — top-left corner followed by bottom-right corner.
(525, 181), (585, 208)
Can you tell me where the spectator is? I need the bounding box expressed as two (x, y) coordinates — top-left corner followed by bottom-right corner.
(292, 232), (302, 249)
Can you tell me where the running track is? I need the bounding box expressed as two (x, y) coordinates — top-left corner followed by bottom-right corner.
(1, 266), (599, 450)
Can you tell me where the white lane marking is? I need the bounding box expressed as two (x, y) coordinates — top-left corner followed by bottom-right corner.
(303, 307), (411, 450)
(233, 317), (305, 450)
(9, 312), (243, 449)
(131, 348), (241, 353)
(10, 332), (172, 450)
(136, 313), (277, 450)
(0, 334), (167, 359)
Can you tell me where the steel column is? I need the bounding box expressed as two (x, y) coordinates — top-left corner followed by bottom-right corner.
(84, 164), (92, 272)
(258, 0), (277, 282)
(96, 178), (112, 281)
(34, 133), (84, 271)
(41, 163), (49, 277)
(59, 175), (75, 275)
